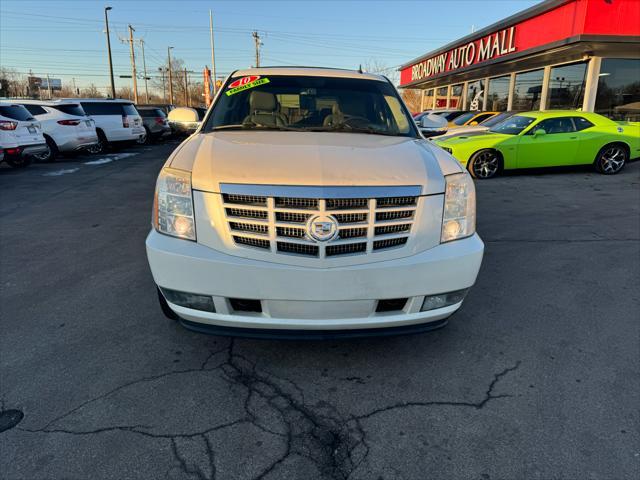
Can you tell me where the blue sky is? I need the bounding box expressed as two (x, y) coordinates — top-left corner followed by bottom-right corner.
(1, 0), (540, 93)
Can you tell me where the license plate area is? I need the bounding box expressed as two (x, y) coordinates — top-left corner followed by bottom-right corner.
(27, 126), (36, 134)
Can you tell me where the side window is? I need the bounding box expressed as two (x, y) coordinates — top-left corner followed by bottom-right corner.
(23, 104), (47, 116)
(81, 102), (122, 116)
(529, 117), (576, 135)
(572, 117), (594, 131)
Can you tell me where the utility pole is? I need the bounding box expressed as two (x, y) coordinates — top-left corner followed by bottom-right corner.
(127, 25), (138, 104)
(104, 6), (116, 99)
(72, 77), (78, 96)
(209, 10), (217, 95)
(139, 39), (149, 104)
(159, 67), (166, 103)
(252, 31), (261, 68)
(167, 47), (174, 105)
(46, 73), (53, 99)
(184, 68), (189, 107)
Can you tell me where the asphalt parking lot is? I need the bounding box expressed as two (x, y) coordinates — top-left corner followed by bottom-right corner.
(1, 142), (638, 480)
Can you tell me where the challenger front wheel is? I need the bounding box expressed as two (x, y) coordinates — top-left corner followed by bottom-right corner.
(468, 149), (501, 179)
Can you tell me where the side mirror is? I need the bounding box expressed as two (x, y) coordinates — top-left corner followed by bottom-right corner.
(167, 107), (202, 134)
(419, 113), (448, 138)
(533, 128), (546, 137)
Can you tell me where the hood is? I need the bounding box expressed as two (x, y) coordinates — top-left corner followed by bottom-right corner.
(435, 131), (511, 147)
(434, 126), (489, 141)
(170, 131), (451, 195)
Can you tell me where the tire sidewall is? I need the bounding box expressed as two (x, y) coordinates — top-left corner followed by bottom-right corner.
(34, 136), (57, 163)
(595, 143), (628, 175)
(468, 149), (502, 179)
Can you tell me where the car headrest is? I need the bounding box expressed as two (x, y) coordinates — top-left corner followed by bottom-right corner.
(249, 91), (276, 112)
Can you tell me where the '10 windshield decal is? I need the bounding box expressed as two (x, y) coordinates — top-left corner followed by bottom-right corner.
(226, 76), (270, 96)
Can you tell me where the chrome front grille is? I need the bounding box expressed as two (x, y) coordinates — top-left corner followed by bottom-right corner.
(221, 185), (420, 258)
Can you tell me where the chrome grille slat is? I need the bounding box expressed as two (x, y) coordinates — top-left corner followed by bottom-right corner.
(376, 197), (417, 208)
(225, 208), (268, 219)
(223, 194), (267, 206)
(229, 222), (269, 235)
(275, 212), (311, 224)
(374, 224), (412, 236)
(326, 198), (368, 210)
(222, 187), (418, 257)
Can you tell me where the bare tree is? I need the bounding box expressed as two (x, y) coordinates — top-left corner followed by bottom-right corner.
(362, 59), (400, 86)
(400, 89), (422, 114)
(0, 67), (29, 97)
(80, 84), (104, 98)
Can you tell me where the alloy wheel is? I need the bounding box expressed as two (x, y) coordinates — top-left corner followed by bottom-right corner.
(599, 146), (626, 174)
(471, 151), (500, 179)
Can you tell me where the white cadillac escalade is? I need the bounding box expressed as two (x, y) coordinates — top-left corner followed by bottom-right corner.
(146, 67), (484, 338)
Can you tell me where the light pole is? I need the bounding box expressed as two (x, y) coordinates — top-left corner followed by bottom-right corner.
(104, 6), (116, 99)
(167, 47), (174, 105)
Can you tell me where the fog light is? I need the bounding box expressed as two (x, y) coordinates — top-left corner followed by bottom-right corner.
(421, 289), (468, 311)
(160, 287), (215, 312)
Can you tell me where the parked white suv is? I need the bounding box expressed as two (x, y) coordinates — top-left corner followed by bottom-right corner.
(57, 99), (144, 153)
(0, 102), (47, 168)
(14, 100), (98, 162)
(146, 68), (484, 337)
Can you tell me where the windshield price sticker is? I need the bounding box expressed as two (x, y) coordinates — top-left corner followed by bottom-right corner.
(226, 77), (270, 96)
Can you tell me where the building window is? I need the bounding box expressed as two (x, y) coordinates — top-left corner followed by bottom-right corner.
(435, 86), (448, 109)
(486, 75), (510, 111)
(424, 89), (434, 110)
(595, 58), (640, 121)
(512, 69), (544, 111)
(466, 80), (485, 111)
(548, 61), (587, 110)
(450, 84), (463, 109)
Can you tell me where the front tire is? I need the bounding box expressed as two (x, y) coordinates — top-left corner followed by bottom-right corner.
(468, 149), (501, 179)
(594, 143), (627, 174)
(33, 136), (58, 163)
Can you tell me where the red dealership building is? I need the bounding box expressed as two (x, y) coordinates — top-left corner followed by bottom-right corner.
(399, 0), (640, 120)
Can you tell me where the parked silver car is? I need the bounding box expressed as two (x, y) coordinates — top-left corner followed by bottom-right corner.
(136, 106), (172, 143)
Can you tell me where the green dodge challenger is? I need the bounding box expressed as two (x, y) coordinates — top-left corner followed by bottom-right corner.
(434, 111), (640, 179)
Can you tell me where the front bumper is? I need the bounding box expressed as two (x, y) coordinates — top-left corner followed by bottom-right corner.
(146, 230), (484, 331)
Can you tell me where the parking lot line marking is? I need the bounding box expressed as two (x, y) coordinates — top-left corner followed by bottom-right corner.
(42, 168), (80, 177)
(84, 152), (139, 165)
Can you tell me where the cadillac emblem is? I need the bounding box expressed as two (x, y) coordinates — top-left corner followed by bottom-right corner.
(306, 214), (339, 242)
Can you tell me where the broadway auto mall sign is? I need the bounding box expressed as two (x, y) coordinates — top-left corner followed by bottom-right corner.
(401, 26), (517, 85)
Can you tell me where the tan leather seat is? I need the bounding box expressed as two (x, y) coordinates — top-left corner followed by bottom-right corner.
(243, 91), (287, 127)
(323, 103), (345, 127)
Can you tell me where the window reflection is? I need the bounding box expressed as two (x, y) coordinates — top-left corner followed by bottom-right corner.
(424, 89), (434, 110)
(487, 75), (510, 111)
(595, 58), (640, 121)
(435, 86), (448, 109)
(512, 69), (544, 111)
(466, 80), (485, 111)
(450, 84), (463, 109)
(548, 61), (587, 109)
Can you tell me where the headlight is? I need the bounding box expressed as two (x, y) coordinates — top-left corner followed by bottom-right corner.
(441, 172), (476, 243)
(153, 167), (196, 241)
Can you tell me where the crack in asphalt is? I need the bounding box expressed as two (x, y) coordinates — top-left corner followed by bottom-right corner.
(12, 339), (521, 480)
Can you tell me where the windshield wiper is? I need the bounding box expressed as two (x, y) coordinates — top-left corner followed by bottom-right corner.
(211, 123), (307, 132)
(325, 123), (397, 136)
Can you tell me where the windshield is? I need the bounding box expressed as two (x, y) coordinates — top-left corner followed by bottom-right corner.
(489, 115), (535, 135)
(452, 112), (476, 125)
(204, 75), (416, 137)
(480, 111), (515, 127)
